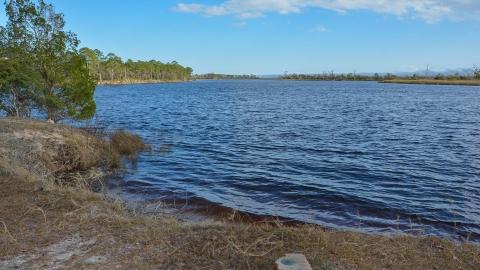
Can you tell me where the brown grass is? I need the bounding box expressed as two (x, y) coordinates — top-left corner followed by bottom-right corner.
(382, 79), (480, 86)
(108, 129), (146, 165)
(1, 117), (479, 269)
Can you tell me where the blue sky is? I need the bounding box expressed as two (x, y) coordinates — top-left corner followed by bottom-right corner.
(0, 0), (479, 75)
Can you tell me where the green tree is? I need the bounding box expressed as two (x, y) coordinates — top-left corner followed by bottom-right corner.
(0, 0), (96, 122)
(105, 52), (122, 82)
(78, 46), (193, 84)
(79, 47), (100, 80)
(93, 49), (105, 83)
(473, 64), (480, 80)
(0, 57), (36, 117)
(0, 0), (37, 117)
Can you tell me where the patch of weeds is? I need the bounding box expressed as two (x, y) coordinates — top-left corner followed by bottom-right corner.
(34, 183), (45, 191)
(0, 163), (12, 177)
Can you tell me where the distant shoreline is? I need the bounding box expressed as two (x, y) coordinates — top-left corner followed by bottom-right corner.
(97, 79), (480, 86)
(380, 79), (480, 86)
(97, 79), (193, 85)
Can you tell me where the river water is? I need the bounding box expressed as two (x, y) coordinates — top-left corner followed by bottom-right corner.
(94, 80), (480, 242)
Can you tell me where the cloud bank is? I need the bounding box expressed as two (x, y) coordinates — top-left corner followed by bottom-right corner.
(173, 0), (480, 23)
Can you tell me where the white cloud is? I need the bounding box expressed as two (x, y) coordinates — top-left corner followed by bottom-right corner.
(401, 65), (420, 71)
(317, 25), (327, 32)
(231, 22), (247, 27)
(174, 3), (207, 14)
(172, 0), (480, 23)
(238, 12), (265, 19)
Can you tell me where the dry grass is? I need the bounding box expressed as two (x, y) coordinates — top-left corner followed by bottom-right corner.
(1, 117), (479, 269)
(381, 79), (480, 86)
(108, 129), (146, 166)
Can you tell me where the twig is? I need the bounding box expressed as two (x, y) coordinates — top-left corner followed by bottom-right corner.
(169, 240), (193, 255)
(64, 202), (95, 216)
(1, 220), (19, 245)
(24, 206), (47, 224)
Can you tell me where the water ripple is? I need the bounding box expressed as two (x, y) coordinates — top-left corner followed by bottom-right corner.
(95, 81), (480, 242)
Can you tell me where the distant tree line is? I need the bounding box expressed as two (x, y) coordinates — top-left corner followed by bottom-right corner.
(281, 70), (373, 81)
(193, 73), (259, 80)
(280, 66), (480, 81)
(79, 48), (193, 84)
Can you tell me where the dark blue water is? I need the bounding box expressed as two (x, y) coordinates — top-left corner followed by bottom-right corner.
(95, 80), (480, 242)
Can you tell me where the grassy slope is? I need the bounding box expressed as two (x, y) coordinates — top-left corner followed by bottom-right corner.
(382, 79), (480, 86)
(0, 117), (479, 269)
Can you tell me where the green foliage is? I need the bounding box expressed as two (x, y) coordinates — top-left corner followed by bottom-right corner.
(0, 57), (36, 117)
(0, 0), (96, 122)
(80, 47), (194, 84)
(281, 71), (377, 81)
(278, 70), (478, 82)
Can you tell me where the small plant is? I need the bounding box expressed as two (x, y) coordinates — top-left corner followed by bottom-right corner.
(417, 215), (426, 235)
(35, 184), (45, 191)
(356, 209), (362, 228)
(466, 231), (473, 243)
(396, 213), (400, 231)
(0, 170), (11, 177)
(449, 198), (457, 234)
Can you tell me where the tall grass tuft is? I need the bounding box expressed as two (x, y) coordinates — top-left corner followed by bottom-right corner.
(108, 129), (145, 165)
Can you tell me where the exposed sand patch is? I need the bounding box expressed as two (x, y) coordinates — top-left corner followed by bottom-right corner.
(0, 234), (104, 269)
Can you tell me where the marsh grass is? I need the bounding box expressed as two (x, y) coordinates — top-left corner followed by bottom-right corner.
(1, 117), (479, 269)
(82, 116), (148, 168)
(108, 129), (146, 165)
